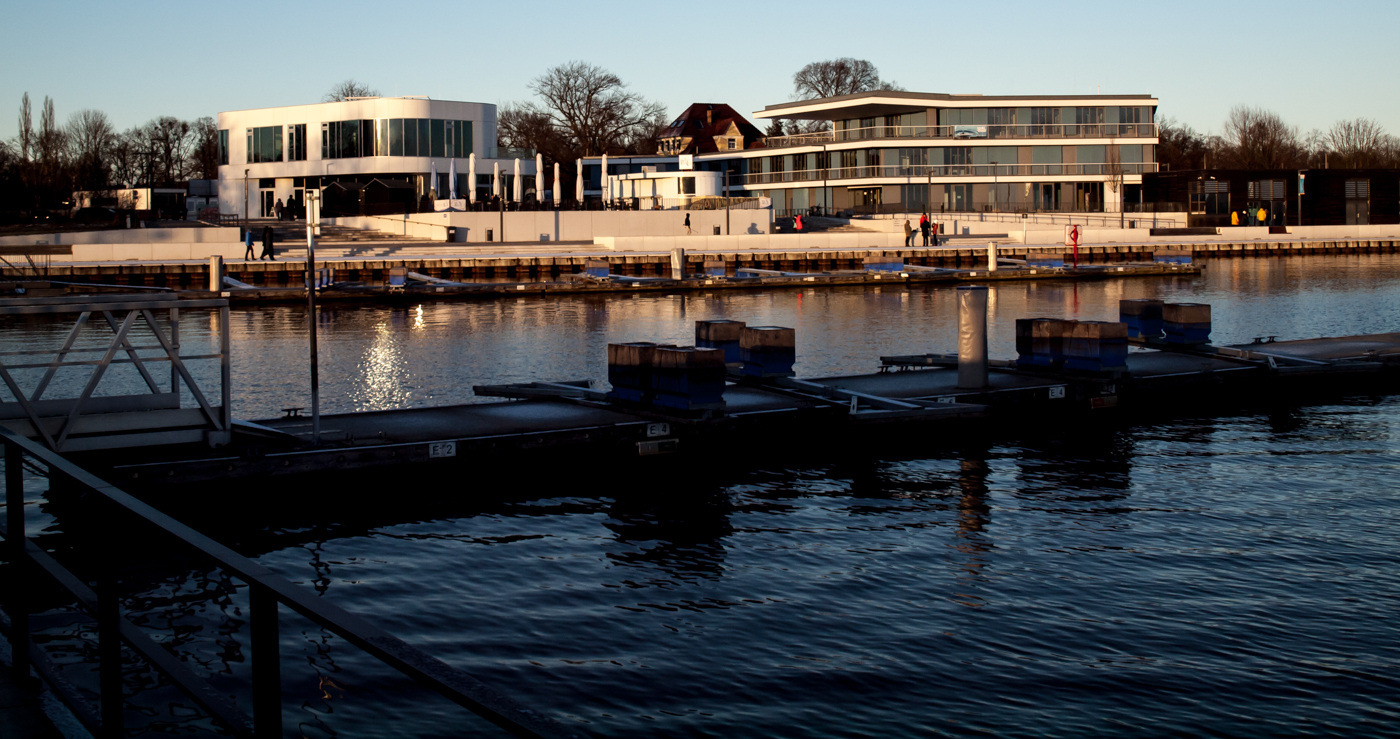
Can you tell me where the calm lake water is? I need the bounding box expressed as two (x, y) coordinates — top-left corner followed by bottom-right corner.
(5, 254), (1400, 737)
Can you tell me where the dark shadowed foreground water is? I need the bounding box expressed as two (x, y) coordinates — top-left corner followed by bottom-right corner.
(5, 254), (1400, 737)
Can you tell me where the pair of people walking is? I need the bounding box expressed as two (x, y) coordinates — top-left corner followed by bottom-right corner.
(244, 226), (276, 261)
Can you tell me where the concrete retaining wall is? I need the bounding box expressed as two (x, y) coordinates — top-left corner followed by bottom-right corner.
(0, 227), (245, 262)
(326, 209), (773, 243)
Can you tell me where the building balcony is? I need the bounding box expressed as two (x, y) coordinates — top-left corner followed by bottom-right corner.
(743, 162), (1158, 187)
(763, 123), (1159, 149)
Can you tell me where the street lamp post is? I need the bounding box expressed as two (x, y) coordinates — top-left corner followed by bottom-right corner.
(304, 189), (321, 446)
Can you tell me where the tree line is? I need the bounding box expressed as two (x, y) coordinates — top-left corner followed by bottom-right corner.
(1157, 106), (1400, 171)
(0, 93), (219, 217)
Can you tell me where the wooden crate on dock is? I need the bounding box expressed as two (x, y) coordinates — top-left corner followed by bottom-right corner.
(1119, 299), (1164, 339)
(1064, 321), (1129, 372)
(1018, 319), (1075, 368)
(696, 320), (747, 363)
(607, 342), (660, 402)
(740, 326), (796, 377)
(651, 346), (727, 409)
(1163, 303), (1211, 344)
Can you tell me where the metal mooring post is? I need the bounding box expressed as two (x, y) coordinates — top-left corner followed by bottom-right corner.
(306, 191), (321, 445)
(5, 443), (28, 678)
(957, 285), (990, 389)
(250, 583), (282, 737)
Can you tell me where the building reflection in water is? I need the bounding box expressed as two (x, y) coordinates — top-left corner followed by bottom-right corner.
(602, 484), (734, 586)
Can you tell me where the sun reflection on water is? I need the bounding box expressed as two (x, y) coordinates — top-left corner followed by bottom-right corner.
(349, 322), (412, 411)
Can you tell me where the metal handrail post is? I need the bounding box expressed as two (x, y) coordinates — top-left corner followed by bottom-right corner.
(250, 583), (282, 737)
(5, 442), (27, 677)
(97, 534), (123, 737)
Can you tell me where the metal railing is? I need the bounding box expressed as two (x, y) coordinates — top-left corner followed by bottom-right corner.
(0, 295), (232, 453)
(763, 123), (1159, 148)
(0, 424), (570, 739)
(744, 162), (1158, 186)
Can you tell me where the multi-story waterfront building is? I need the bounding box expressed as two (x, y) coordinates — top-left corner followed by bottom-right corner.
(215, 97), (533, 219)
(585, 90), (1158, 216)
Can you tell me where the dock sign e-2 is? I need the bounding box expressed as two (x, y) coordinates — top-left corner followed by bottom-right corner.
(429, 441), (457, 458)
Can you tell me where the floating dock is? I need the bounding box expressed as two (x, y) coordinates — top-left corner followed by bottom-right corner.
(90, 330), (1400, 488)
(3, 292), (1395, 489)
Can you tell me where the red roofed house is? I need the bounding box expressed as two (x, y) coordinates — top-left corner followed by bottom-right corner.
(658, 103), (765, 156)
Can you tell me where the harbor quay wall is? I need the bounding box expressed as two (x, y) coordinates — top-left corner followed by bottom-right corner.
(326, 209), (773, 243)
(9, 239), (1397, 289)
(0, 227), (246, 261)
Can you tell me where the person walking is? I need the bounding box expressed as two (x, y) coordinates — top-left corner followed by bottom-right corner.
(903, 219), (914, 247)
(1231, 210), (1240, 227)
(259, 225), (275, 261)
(931, 220), (941, 247)
(244, 228), (255, 261)
(684, 212), (692, 235)
(920, 213), (931, 246)
(795, 214), (804, 232)
(274, 198), (284, 221)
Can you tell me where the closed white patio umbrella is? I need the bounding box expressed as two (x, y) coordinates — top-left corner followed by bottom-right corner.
(575, 159), (583, 205)
(448, 158), (457, 201)
(492, 162), (501, 199)
(429, 161), (438, 200)
(552, 162), (561, 207)
(600, 154), (608, 204)
(467, 153), (476, 205)
(535, 153), (544, 205)
(513, 158), (522, 202)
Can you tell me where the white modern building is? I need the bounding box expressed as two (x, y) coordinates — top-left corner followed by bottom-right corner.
(215, 97), (534, 219)
(585, 90), (1159, 216)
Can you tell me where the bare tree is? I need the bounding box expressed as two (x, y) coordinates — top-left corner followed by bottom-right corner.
(66, 109), (115, 190)
(1105, 142), (1124, 227)
(1155, 116), (1208, 171)
(528, 61), (665, 156)
(792, 58), (903, 100)
(1326, 118), (1390, 168)
(17, 92), (32, 162)
(324, 80), (380, 102)
(189, 116), (220, 180)
(1220, 106), (1300, 169)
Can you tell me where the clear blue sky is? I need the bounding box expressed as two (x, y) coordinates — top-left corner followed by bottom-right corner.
(3, 0), (1398, 141)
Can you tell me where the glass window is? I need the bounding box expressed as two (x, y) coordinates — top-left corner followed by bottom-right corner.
(987, 108), (1016, 125)
(321, 123), (329, 159)
(1075, 107), (1104, 124)
(431, 119), (445, 158)
(246, 130), (252, 163)
(218, 130), (228, 165)
(377, 119), (388, 157)
(459, 121), (473, 156)
(403, 119), (418, 156)
(390, 119), (404, 156)
(418, 119), (431, 155)
(338, 120), (356, 159)
(681, 177), (696, 195)
(287, 124), (306, 161)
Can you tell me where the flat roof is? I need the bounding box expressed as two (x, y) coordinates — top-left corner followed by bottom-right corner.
(217, 97), (489, 115)
(757, 90), (1157, 120)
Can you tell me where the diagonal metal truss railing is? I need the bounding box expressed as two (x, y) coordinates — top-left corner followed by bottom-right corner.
(0, 294), (232, 452)
(0, 426), (575, 739)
